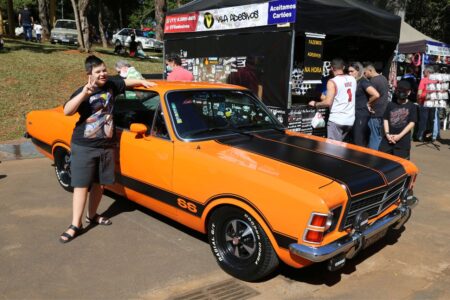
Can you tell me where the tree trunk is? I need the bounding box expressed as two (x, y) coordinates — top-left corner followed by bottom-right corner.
(37, 0), (51, 40)
(7, 0), (14, 37)
(98, 0), (108, 48)
(0, 7), (4, 35)
(70, 0), (85, 50)
(49, 0), (56, 27)
(154, 0), (166, 41)
(79, 0), (91, 52)
(118, 7), (123, 29)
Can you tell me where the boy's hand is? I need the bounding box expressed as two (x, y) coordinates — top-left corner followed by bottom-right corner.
(141, 80), (156, 88)
(82, 75), (97, 96)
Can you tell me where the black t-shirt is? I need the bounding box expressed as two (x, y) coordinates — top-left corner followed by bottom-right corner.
(66, 79), (126, 147)
(20, 9), (33, 25)
(383, 100), (417, 150)
(370, 75), (389, 118)
(355, 78), (372, 117)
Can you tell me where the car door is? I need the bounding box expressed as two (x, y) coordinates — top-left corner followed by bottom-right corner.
(113, 90), (176, 219)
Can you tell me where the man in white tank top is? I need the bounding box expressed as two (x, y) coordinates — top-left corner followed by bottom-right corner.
(309, 58), (356, 141)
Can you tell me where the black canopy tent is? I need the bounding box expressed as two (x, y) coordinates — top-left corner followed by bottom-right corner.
(164, 0), (401, 130)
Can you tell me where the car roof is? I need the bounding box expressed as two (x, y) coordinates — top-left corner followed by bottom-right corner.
(135, 80), (248, 92)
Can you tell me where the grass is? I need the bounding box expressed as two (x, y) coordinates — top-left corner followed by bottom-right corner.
(0, 38), (163, 142)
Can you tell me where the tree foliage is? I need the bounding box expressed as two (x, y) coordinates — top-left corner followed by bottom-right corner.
(364, 0), (450, 44)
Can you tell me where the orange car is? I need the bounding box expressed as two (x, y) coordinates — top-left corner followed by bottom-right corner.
(26, 81), (419, 281)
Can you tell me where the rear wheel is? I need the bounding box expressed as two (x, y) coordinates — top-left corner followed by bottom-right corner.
(54, 148), (73, 192)
(115, 40), (121, 46)
(207, 206), (279, 281)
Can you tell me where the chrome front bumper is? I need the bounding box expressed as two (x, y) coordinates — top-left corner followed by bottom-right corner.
(289, 196), (418, 263)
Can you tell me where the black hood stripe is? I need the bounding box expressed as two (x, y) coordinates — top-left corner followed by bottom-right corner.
(258, 132), (406, 184)
(216, 135), (387, 196)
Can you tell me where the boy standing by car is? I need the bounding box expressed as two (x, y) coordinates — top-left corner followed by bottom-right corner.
(379, 80), (417, 160)
(60, 55), (155, 243)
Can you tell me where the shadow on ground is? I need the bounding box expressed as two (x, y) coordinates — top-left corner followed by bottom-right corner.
(98, 190), (407, 285)
(4, 38), (78, 54)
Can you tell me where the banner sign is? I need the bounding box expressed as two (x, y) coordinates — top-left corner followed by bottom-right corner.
(165, 0), (297, 33)
(165, 12), (199, 33)
(268, 0), (297, 25)
(426, 41), (450, 57)
(302, 32), (326, 84)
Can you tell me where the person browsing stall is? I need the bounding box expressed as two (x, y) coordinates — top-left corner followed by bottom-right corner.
(379, 80), (417, 160)
(60, 55), (155, 243)
(166, 54), (194, 81)
(309, 58), (356, 142)
(348, 62), (380, 147)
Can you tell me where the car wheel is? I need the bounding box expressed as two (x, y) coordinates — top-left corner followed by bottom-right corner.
(54, 148), (73, 192)
(207, 206), (279, 281)
(115, 40), (121, 46)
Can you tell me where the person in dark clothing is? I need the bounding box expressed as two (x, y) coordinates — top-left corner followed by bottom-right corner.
(364, 64), (389, 150)
(348, 62), (380, 147)
(129, 34), (138, 57)
(379, 80), (417, 160)
(401, 66), (418, 103)
(59, 55), (156, 243)
(18, 6), (34, 41)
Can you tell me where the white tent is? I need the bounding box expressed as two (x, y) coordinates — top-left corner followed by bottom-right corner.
(398, 21), (448, 54)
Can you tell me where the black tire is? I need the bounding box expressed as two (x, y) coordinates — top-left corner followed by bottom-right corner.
(54, 148), (73, 192)
(115, 40), (121, 46)
(207, 206), (279, 281)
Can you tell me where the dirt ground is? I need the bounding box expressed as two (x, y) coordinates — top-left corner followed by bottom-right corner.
(1, 133), (450, 299)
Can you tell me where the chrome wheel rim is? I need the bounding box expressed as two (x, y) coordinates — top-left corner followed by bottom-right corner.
(224, 219), (256, 259)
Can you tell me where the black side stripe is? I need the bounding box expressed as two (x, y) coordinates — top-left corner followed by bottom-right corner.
(259, 132), (406, 184)
(273, 232), (298, 249)
(215, 135), (386, 196)
(31, 137), (52, 154)
(116, 176), (295, 249)
(116, 173), (205, 217)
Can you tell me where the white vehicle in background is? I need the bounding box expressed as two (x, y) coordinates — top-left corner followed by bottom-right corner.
(112, 28), (163, 51)
(50, 19), (78, 45)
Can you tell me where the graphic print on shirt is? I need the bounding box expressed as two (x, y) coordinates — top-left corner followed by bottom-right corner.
(84, 90), (114, 139)
(390, 108), (409, 129)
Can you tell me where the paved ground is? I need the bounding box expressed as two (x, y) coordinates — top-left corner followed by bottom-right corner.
(1, 133), (450, 299)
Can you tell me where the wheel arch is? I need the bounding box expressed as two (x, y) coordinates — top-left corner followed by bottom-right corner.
(202, 196), (283, 259)
(52, 141), (71, 159)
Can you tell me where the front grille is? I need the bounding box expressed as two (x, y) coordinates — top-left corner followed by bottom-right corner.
(341, 177), (409, 230)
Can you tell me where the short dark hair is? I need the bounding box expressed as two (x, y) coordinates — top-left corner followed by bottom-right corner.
(331, 58), (345, 70)
(397, 79), (412, 91)
(166, 53), (182, 66)
(85, 55), (104, 74)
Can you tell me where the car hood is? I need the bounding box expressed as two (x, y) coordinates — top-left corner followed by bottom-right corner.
(214, 131), (407, 197)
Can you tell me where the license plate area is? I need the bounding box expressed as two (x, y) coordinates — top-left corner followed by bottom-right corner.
(363, 228), (388, 249)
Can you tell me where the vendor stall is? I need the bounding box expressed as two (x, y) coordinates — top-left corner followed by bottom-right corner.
(396, 21), (450, 138)
(163, 0), (401, 134)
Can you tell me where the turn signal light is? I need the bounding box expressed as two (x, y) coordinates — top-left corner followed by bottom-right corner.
(310, 214), (327, 227)
(305, 230), (324, 243)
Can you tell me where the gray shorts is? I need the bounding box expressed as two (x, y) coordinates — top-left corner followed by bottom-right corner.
(327, 121), (353, 142)
(70, 143), (115, 188)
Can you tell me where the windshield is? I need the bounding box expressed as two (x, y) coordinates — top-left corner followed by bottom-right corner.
(55, 20), (76, 30)
(167, 90), (282, 139)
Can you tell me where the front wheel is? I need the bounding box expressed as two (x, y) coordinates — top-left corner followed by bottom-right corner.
(54, 148), (73, 192)
(207, 206), (279, 281)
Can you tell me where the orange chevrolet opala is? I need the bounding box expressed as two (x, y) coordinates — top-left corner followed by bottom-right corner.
(26, 81), (419, 281)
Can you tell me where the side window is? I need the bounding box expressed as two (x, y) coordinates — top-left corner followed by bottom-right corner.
(113, 91), (160, 131)
(151, 104), (170, 140)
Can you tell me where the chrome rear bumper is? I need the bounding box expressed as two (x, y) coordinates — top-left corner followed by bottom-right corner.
(289, 196), (418, 263)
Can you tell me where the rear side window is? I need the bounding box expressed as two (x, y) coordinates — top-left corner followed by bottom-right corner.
(113, 90), (160, 131)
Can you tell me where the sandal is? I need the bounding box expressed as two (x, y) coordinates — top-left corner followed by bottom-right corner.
(59, 224), (83, 244)
(86, 214), (112, 226)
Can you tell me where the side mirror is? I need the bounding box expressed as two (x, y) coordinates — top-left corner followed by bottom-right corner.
(130, 123), (147, 135)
